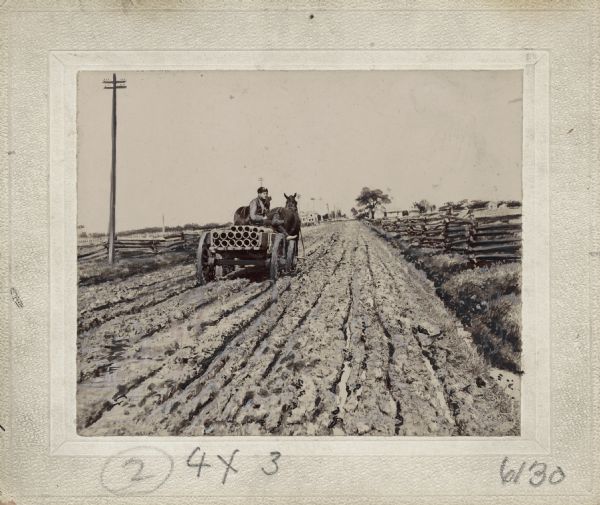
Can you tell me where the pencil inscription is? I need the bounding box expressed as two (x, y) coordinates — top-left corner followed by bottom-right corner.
(186, 448), (281, 484)
(500, 457), (566, 487)
(100, 447), (173, 496)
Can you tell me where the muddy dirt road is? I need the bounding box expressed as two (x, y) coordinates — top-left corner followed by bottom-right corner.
(77, 221), (519, 436)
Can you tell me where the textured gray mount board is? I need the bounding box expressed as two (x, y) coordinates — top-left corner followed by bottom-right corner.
(1, 2), (600, 505)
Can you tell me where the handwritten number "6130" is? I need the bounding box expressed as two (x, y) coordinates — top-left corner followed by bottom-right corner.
(500, 457), (565, 487)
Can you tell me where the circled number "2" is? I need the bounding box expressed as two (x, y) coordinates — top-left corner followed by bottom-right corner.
(123, 458), (154, 483)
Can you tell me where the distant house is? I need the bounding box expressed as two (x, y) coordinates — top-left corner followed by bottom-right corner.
(300, 211), (320, 226)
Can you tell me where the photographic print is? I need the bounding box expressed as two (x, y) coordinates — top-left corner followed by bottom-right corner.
(76, 70), (522, 437)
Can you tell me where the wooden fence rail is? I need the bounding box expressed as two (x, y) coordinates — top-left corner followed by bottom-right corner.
(375, 210), (522, 263)
(77, 231), (204, 261)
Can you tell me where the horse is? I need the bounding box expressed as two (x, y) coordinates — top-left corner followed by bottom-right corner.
(267, 193), (301, 237)
(234, 195), (271, 225)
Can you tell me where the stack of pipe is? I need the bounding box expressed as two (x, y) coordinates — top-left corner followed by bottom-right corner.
(211, 225), (263, 250)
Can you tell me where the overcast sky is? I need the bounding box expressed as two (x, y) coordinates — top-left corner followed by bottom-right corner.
(77, 70), (522, 233)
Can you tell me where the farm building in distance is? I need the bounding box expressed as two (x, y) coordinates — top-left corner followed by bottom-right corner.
(300, 211), (320, 226)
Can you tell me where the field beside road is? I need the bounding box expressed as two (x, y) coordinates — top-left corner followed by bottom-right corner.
(77, 221), (519, 436)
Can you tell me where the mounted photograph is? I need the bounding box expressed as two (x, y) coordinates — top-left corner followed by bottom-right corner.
(76, 70), (523, 437)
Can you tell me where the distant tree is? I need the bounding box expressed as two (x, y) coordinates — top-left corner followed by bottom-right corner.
(413, 199), (435, 214)
(355, 187), (391, 219)
(350, 207), (358, 217)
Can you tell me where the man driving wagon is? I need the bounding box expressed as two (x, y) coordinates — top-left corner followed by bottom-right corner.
(244, 186), (286, 234)
(248, 186), (271, 224)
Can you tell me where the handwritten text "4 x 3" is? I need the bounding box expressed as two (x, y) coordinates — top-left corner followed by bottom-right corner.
(187, 448), (281, 484)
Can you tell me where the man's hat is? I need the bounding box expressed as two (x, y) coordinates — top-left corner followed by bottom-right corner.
(257, 186), (268, 193)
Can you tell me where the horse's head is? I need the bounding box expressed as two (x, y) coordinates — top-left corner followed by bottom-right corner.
(283, 193), (298, 212)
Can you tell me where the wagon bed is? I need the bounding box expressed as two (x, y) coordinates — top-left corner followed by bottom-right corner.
(196, 224), (298, 284)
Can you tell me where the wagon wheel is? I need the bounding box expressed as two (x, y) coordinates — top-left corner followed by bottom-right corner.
(196, 232), (216, 285)
(286, 238), (298, 273)
(269, 233), (285, 282)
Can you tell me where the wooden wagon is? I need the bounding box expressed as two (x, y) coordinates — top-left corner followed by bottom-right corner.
(196, 224), (298, 285)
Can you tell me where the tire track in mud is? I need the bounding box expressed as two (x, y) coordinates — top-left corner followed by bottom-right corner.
(260, 245), (352, 436)
(77, 278), (255, 384)
(363, 226), (518, 435)
(79, 268), (195, 314)
(79, 280), (275, 431)
(82, 280), (272, 381)
(325, 239), (407, 435)
(78, 263), (195, 307)
(78, 229), (343, 434)
(364, 239), (456, 435)
(78, 276), (198, 333)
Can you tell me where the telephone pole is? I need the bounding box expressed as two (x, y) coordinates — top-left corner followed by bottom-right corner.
(103, 73), (127, 264)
